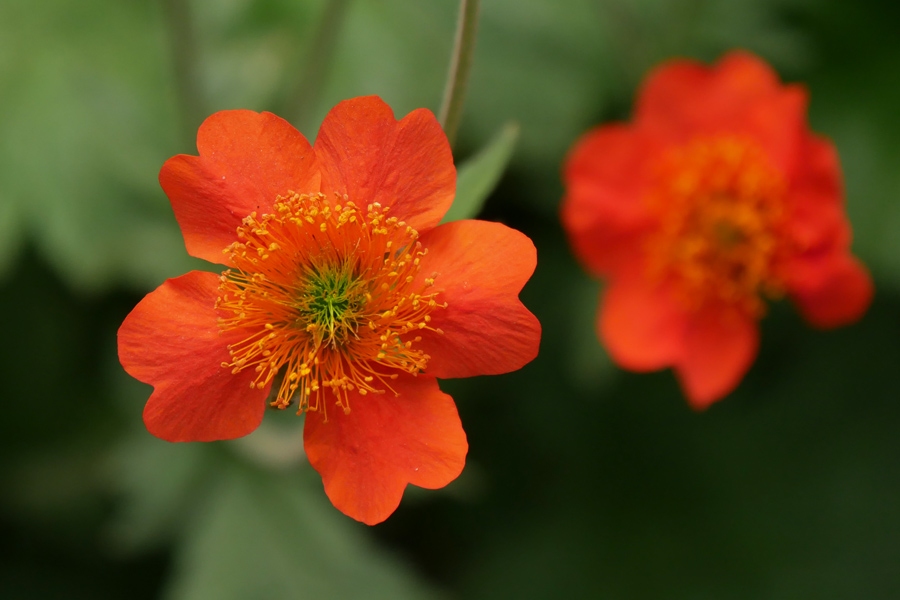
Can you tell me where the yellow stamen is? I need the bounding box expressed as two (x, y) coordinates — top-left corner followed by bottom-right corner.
(215, 192), (446, 418)
(644, 136), (789, 316)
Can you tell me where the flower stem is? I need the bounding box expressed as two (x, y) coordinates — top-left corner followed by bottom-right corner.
(160, 0), (205, 147)
(438, 0), (480, 150)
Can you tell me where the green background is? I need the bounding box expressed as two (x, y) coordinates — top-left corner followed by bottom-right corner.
(1, 0), (898, 598)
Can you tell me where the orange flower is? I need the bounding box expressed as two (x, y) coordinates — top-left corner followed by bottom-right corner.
(561, 51), (872, 408)
(118, 96), (541, 524)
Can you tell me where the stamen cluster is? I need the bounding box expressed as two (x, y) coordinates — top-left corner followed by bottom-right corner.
(644, 136), (789, 315)
(215, 192), (445, 416)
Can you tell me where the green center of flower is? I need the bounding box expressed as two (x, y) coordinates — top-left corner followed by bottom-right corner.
(295, 259), (367, 347)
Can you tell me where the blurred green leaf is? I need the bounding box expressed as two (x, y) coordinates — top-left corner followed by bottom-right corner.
(107, 424), (441, 599)
(0, 0), (195, 291)
(442, 122), (519, 223)
(107, 435), (213, 553)
(163, 463), (441, 600)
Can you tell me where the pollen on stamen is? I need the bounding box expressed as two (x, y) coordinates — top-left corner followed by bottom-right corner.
(214, 192), (447, 419)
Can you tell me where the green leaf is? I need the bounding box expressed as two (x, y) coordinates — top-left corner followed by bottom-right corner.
(441, 122), (520, 223)
(107, 421), (442, 599)
(163, 464), (441, 600)
(106, 434), (214, 553)
(0, 0), (191, 291)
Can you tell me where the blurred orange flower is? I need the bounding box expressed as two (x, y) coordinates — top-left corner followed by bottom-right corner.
(561, 51), (872, 408)
(119, 96), (540, 524)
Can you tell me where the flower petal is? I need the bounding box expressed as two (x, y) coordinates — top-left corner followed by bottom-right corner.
(675, 309), (759, 409)
(637, 51), (807, 172)
(561, 124), (656, 275)
(598, 260), (686, 371)
(118, 271), (268, 442)
(786, 134), (850, 253)
(784, 134), (872, 328)
(160, 110), (319, 264)
(304, 375), (467, 525)
(313, 96), (455, 234)
(414, 220), (541, 379)
(789, 254), (873, 329)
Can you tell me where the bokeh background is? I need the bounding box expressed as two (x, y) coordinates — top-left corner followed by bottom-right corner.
(2, 0), (899, 598)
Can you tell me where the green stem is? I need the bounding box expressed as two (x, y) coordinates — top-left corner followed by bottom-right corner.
(285, 0), (352, 128)
(160, 0), (205, 146)
(438, 0), (480, 150)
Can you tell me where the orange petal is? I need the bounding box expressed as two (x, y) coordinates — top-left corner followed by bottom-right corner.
(675, 309), (759, 409)
(304, 375), (467, 525)
(118, 271), (268, 441)
(637, 51), (807, 172)
(783, 133), (872, 328)
(160, 110), (319, 264)
(786, 134), (850, 252)
(313, 96), (455, 234)
(414, 220), (541, 379)
(789, 254), (873, 329)
(598, 260), (685, 372)
(561, 124), (656, 275)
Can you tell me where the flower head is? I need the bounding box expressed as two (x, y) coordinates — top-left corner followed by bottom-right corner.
(561, 51), (872, 408)
(118, 96), (541, 524)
